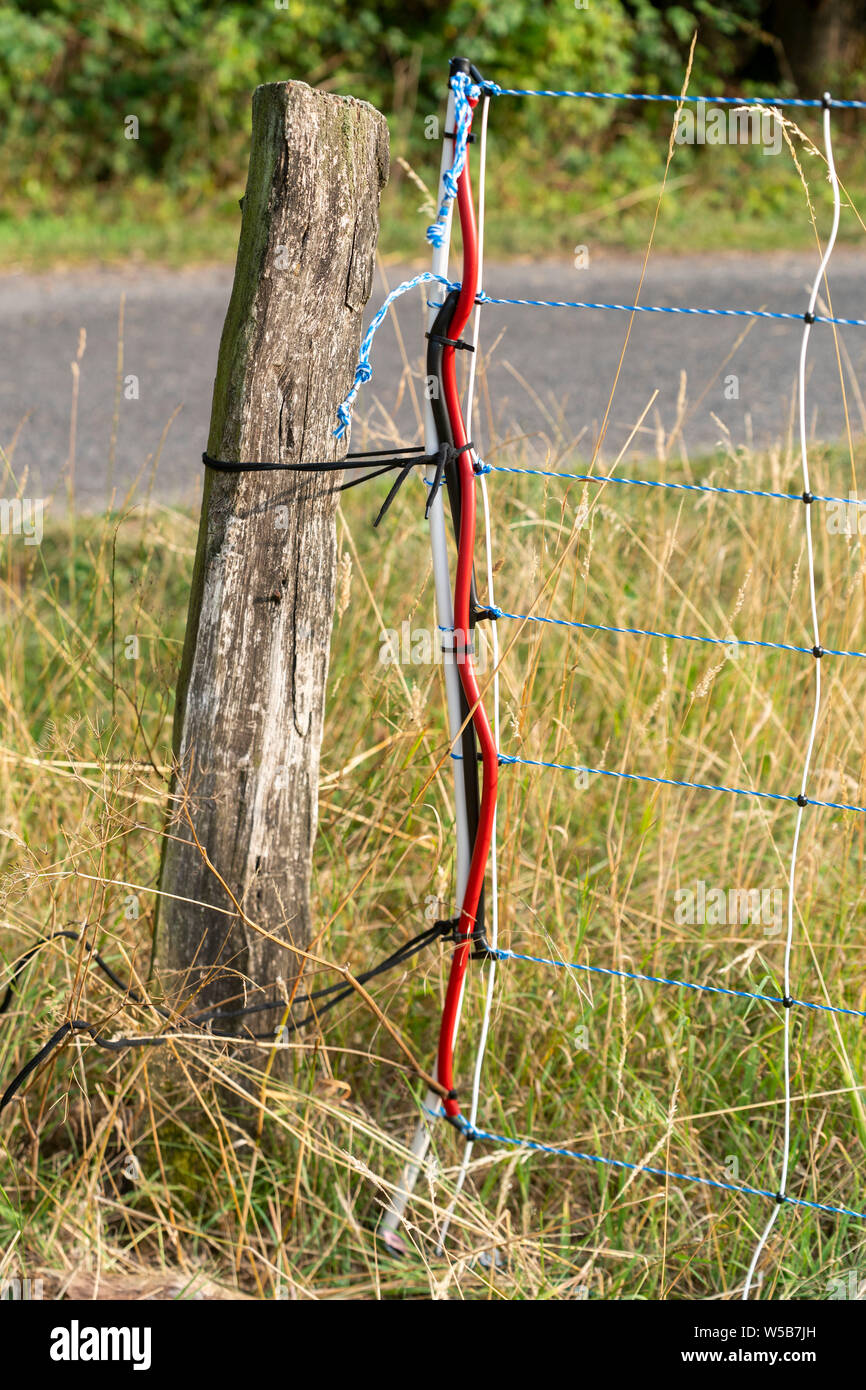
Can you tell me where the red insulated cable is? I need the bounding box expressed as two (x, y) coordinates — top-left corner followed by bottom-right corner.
(436, 105), (499, 1120)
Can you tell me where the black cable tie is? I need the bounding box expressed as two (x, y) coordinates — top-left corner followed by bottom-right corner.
(803, 310), (816, 325)
(812, 645), (824, 658)
(446, 1089), (459, 1100)
(425, 442), (458, 520)
(436, 918), (461, 942)
(796, 793), (808, 807)
(425, 331), (475, 353)
(472, 603), (500, 624)
(444, 130), (476, 143)
(203, 446), (428, 475)
(372, 459), (418, 528)
(802, 490), (814, 504)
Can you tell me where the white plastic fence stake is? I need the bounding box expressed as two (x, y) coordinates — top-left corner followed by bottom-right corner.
(381, 79), (473, 1252)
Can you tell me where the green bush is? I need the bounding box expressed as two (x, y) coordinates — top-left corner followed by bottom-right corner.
(0, 0), (771, 198)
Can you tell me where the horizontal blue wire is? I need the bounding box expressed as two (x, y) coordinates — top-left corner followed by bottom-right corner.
(454, 1119), (866, 1221)
(495, 947), (866, 1021)
(452, 751), (866, 814)
(481, 84), (866, 111)
(492, 608), (866, 661)
(486, 462), (866, 509)
(476, 292), (866, 330)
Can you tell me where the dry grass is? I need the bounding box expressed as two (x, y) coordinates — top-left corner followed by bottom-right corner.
(3, 115), (866, 1291)
(1, 354), (865, 1299)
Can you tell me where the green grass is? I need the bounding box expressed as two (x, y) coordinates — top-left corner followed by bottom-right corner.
(2, 349), (866, 1298)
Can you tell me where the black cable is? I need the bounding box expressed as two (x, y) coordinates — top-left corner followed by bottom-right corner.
(426, 291), (485, 945)
(0, 929), (145, 1017)
(202, 444), (447, 527)
(0, 919), (453, 1114)
(189, 918), (450, 1025)
(202, 445), (427, 474)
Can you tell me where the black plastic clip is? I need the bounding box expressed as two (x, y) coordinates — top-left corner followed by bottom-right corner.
(796, 793), (808, 807)
(435, 917), (462, 943)
(425, 331), (475, 352)
(804, 310), (816, 325)
(445, 129), (476, 143)
(444, 919), (469, 946)
(781, 996), (795, 1008)
(449, 56), (485, 86)
(471, 935), (500, 963)
(424, 442), (457, 520)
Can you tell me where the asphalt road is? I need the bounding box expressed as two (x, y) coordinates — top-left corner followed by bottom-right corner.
(2, 250), (865, 511)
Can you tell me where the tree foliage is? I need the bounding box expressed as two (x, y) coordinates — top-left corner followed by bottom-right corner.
(0, 1), (855, 198)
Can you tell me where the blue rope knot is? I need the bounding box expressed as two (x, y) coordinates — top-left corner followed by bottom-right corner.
(334, 403), (352, 440)
(354, 362), (373, 386)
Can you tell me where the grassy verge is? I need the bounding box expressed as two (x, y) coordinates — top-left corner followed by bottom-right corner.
(3, 111), (865, 271)
(1, 390), (865, 1297)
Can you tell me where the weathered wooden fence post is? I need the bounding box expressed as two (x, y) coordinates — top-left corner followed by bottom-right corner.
(156, 82), (389, 1031)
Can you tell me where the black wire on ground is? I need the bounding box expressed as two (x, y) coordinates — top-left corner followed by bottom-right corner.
(0, 919), (454, 1115)
(0, 929), (144, 1016)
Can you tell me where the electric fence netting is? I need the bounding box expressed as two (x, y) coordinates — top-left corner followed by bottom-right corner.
(344, 62), (866, 1296)
(3, 58), (866, 1302)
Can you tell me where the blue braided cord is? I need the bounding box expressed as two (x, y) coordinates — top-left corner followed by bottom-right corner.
(491, 608), (866, 661)
(486, 463), (866, 510)
(475, 292), (866, 330)
(451, 751), (866, 813)
(495, 948), (866, 1021)
(425, 288), (864, 330)
(453, 1119), (866, 1220)
(427, 72), (480, 249)
(480, 84), (866, 110)
(428, 1097), (866, 1216)
(334, 272), (458, 438)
